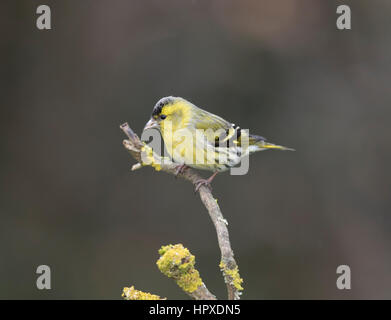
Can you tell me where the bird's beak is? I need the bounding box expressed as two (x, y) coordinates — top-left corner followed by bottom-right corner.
(143, 118), (159, 131)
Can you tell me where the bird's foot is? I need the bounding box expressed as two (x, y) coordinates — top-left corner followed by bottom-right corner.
(194, 172), (218, 193)
(194, 179), (213, 193)
(174, 164), (188, 178)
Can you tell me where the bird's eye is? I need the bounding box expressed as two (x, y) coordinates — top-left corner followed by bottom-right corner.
(160, 114), (166, 120)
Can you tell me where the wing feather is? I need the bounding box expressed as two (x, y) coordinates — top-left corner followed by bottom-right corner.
(186, 105), (235, 146)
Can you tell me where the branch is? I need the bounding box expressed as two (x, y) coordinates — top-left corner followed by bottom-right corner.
(122, 286), (164, 300)
(120, 122), (243, 300)
(157, 244), (216, 300)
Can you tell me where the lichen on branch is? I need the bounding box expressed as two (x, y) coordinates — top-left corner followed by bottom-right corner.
(122, 286), (164, 300)
(157, 244), (202, 293)
(219, 261), (244, 292)
(157, 244), (216, 300)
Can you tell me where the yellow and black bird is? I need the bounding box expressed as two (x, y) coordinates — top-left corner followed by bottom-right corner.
(143, 96), (294, 191)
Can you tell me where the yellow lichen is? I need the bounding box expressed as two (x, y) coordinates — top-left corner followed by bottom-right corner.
(141, 145), (162, 171)
(219, 261), (244, 291)
(157, 244), (203, 293)
(122, 286), (163, 300)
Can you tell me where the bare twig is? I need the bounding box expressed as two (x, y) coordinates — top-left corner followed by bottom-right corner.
(120, 122), (243, 300)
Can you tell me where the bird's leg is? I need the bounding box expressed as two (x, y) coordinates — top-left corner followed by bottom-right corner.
(194, 171), (218, 193)
(174, 164), (188, 178)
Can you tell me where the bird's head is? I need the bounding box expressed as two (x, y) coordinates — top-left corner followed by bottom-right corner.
(143, 96), (190, 132)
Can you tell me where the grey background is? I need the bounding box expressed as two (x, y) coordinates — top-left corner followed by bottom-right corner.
(1, 0), (391, 299)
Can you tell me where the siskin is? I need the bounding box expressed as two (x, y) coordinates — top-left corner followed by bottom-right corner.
(143, 96), (294, 191)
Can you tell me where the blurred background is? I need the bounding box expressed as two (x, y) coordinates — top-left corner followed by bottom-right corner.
(2, 0), (391, 299)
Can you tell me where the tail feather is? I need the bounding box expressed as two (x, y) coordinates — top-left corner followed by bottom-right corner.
(249, 134), (295, 151)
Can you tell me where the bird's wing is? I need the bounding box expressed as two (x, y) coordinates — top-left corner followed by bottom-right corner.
(188, 107), (236, 146)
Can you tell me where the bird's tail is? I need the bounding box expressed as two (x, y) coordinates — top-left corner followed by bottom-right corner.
(248, 134), (295, 152)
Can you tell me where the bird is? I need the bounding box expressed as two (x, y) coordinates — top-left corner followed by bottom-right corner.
(143, 96), (294, 192)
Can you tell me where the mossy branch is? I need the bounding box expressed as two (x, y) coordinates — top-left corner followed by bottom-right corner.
(123, 244), (215, 300)
(122, 286), (164, 300)
(157, 244), (216, 300)
(120, 122), (243, 300)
